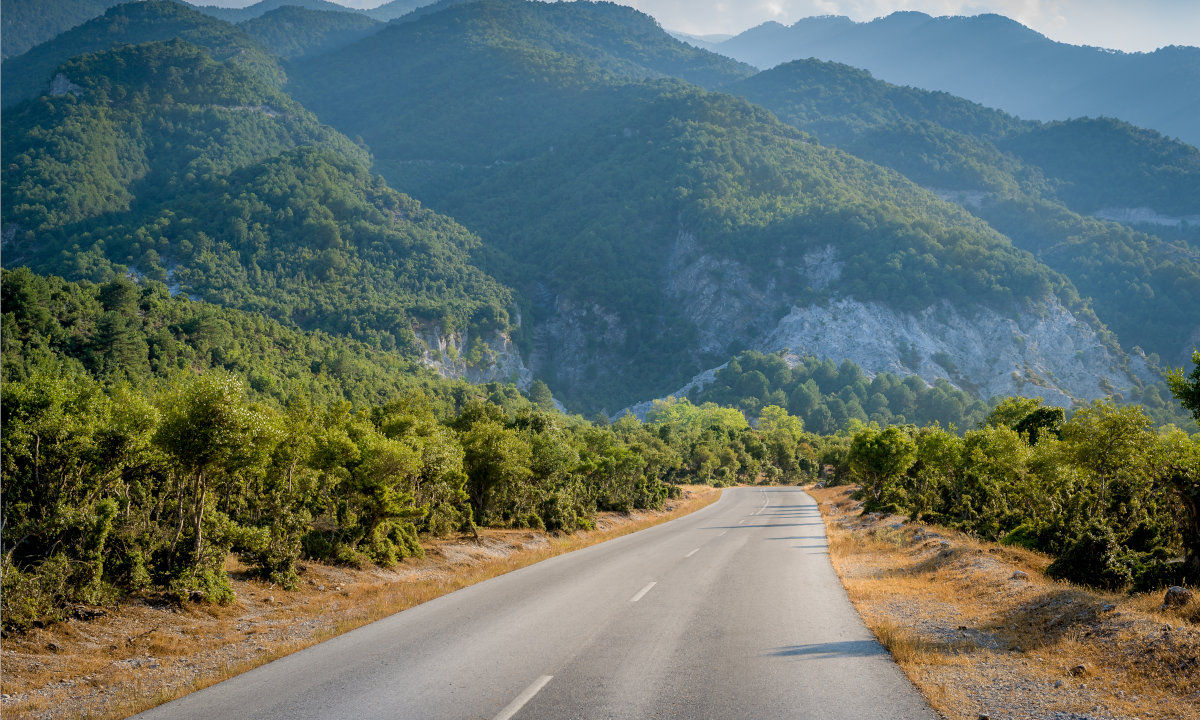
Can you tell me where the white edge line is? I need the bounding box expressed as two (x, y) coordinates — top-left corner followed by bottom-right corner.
(685, 548), (700, 558)
(493, 675), (553, 720)
(629, 581), (657, 602)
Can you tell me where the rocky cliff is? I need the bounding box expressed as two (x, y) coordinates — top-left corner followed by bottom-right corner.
(616, 227), (1154, 415)
(417, 325), (533, 388)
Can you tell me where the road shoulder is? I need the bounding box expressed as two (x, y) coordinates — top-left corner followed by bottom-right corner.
(810, 485), (1200, 720)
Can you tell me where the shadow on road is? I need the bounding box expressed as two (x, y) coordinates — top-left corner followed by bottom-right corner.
(770, 640), (886, 658)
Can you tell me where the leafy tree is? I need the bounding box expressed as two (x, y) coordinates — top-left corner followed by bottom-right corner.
(154, 373), (275, 582)
(848, 425), (917, 508)
(1168, 351), (1200, 424)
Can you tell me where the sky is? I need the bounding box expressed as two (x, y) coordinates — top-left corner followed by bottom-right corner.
(219, 0), (1200, 53)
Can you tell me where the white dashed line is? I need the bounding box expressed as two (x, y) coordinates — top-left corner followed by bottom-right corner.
(685, 548), (700, 558)
(493, 675), (553, 720)
(629, 582), (657, 602)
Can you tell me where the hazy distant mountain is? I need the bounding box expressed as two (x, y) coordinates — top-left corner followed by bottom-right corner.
(667, 30), (732, 50)
(188, 0), (361, 23)
(240, 5), (382, 58)
(706, 12), (1200, 146)
(0, 0), (123, 59)
(363, 0), (436, 21)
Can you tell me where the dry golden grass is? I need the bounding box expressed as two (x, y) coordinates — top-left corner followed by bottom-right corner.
(810, 484), (1200, 720)
(1, 486), (721, 720)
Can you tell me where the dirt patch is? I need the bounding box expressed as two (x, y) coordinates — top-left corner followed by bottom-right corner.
(0, 486), (721, 720)
(811, 485), (1200, 720)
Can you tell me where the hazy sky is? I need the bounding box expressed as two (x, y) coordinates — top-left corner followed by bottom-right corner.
(623, 0), (1200, 51)
(230, 0), (1200, 52)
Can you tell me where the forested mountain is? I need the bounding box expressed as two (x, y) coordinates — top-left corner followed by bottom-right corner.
(188, 0), (359, 23)
(363, 0), (436, 21)
(2, 40), (516, 365)
(731, 59), (1200, 365)
(1, 0), (284, 107)
(240, 5), (382, 59)
(704, 12), (1200, 146)
(1, 268), (454, 408)
(3, 39), (358, 232)
(734, 60), (1200, 216)
(0, 0), (123, 59)
(289, 0), (1153, 413)
(1, 0), (1190, 415)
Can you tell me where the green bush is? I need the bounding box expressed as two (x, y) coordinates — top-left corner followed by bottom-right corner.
(1047, 522), (1135, 590)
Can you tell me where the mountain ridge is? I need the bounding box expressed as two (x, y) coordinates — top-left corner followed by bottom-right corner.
(704, 11), (1200, 146)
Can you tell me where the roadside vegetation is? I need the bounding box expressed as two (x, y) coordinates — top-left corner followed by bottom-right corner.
(0, 270), (815, 632)
(4, 267), (1197, 634)
(832, 376), (1200, 592)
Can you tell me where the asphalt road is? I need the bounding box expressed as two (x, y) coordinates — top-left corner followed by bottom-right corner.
(134, 487), (936, 720)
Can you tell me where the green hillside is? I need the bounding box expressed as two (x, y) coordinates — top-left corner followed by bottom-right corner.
(0, 0), (122, 59)
(3, 39), (360, 232)
(2, 267), (451, 408)
(3, 40), (514, 356)
(189, 0), (359, 23)
(291, 0), (1077, 410)
(733, 59), (1200, 363)
(692, 351), (989, 432)
(1, 0), (283, 107)
(240, 5), (382, 59)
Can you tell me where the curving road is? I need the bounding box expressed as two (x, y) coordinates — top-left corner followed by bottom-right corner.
(134, 487), (936, 720)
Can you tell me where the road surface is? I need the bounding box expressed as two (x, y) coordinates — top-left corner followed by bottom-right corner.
(134, 487), (936, 719)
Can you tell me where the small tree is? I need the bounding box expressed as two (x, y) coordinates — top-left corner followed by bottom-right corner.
(155, 373), (272, 572)
(528, 379), (555, 410)
(848, 426), (917, 508)
(1168, 350), (1200, 424)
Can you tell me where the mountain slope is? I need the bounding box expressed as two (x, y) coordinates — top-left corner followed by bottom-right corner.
(1, 267), (458, 408)
(708, 12), (1200, 146)
(187, 0), (360, 23)
(731, 59), (1200, 363)
(1, 0), (283, 107)
(364, 0), (438, 21)
(291, 0), (1149, 412)
(0, 0), (123, 59)
(240, 5), (383, 59)
(2, 40), (520, 371)
(3, 39), (358, 232)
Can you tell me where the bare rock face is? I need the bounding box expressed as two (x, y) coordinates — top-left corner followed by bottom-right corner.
(618, 231), (1154, 415)
(48, 73), (82, 96)
(757, 296), (1149, 405)
(525, 294), (631, 398)
(665, 230), (788, 355)
(417, 325), (532, 389)
(1091, 207), (1200, 229)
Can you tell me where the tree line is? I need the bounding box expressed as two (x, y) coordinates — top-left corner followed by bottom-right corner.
(0, 272), (819, 631)
(839, 392), (1200, 590)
